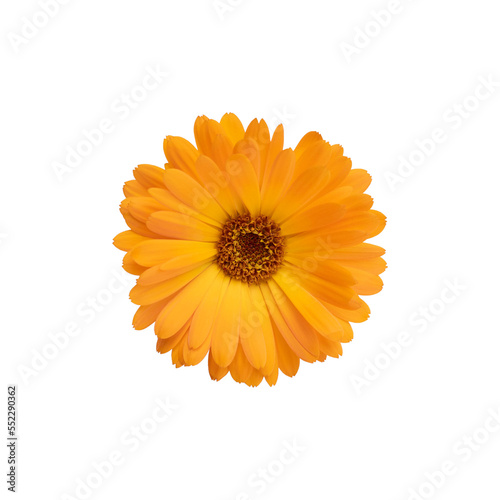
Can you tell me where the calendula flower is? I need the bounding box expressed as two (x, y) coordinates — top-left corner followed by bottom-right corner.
(114, 113), (386, 386)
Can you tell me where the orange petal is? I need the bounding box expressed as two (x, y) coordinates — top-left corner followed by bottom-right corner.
(124, 180), (148, 198)
(163, 136), (200, 180)
(210, 279), (242, 367)
(220, 113), (245, 145)
(163, 169), (228, 223)
(148, 187), (223, 228)
(293, 139), (332, 179)
(339, 169), (372, 193)
(226, 154), (261, 216)
(272, 269), (344, 342)
(272, 320), (300, 377)
(133, 164), (166, 189)
(132, 298), (170, 330)
(131, 239), (217, 267)
(195, 155), (241, 217)
(146, 211), (220, 241)
(271, 166), (330, 223)
(261, 124), (284, 187)
(208, 351), (230, 381)
(266, 280), (325, 358)
(260, 149), (295, 215)
(188, 274), (230, 349)
(127, 197), (166, 224)
(233, 138), (261, 180)
(240, 285), (267, 371)
(130, 264), (209, 306)
(280, 203), (345, 236)
(113, 231), (150, 252)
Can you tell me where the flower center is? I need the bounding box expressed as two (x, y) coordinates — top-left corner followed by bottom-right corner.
(216, 214), (285, 284)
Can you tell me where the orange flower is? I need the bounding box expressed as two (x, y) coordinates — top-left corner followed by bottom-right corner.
(114, 113), (386, 386)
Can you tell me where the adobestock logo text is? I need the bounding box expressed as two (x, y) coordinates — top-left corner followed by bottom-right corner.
(51, 65), (169, 182)
(350, 278), (466, 394)
(385, 74), (499, 191)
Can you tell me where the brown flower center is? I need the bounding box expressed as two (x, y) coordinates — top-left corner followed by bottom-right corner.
(216, 214), (285, 284)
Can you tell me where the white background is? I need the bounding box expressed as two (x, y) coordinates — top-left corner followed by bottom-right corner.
(2, 0), (500, 499)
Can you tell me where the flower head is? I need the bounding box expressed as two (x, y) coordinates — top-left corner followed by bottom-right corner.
(114, 113), (386, 386)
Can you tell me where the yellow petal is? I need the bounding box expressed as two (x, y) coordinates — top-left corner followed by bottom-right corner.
(155, 265), (220, 338)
